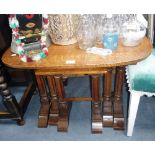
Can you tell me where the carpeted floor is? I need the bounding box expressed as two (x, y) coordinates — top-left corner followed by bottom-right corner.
(0, 76), (155, 141)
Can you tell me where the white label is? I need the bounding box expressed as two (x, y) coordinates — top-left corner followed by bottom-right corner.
(11, 53), (17, 57)
(66, 60), (76, 64)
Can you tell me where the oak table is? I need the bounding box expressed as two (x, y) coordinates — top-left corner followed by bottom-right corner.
(2, 37), (152, 133)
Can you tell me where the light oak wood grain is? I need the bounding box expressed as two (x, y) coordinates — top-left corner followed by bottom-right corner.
(2, 37), (152, 70)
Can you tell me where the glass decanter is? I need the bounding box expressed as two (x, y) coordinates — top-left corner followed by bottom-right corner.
(76, 14), (96, 50)
(102, 14), (119, 50)
(95, 14), (106, 44)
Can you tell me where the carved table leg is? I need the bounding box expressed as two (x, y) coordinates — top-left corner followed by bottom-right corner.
(0, 74), (24, 124)
(54, 75), (71, 132)
(47, 75), (59, 125)
(103, 69), (113, 127)
(91, 75), (102, 133)
(36, 75), (50, 128)
(113, 67), (125, 130)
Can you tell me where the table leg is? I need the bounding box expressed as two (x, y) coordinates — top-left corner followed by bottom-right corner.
(54, 75), (71, 132)
(113, 67), (125, 130)
(36, 75), (50, 128)
(103, 69), (113, 127)
(0, 75), (23, 123)
(91, 75), (102, 133)
(0, 69), (35, 125)
(47, 75), (59, 125)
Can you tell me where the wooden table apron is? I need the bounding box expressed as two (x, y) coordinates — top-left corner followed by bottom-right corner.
(2, 37), (152, 133)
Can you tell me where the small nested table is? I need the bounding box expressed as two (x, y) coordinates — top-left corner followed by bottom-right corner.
(2, 37), (152, 133)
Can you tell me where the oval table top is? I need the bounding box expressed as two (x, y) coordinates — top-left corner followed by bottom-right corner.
(2, 37), (152, 70)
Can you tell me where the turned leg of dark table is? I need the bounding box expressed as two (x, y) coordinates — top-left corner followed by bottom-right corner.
(91, 75), (102, 133)
(103, 69), (113, 127)
(0, 75), (23, 123)
(47, 75), (59, 125)
(113, 67), (125, 130)
(54, 75), (71, 132)
(36, 75), (50, 128)
(0, 67), (35, 125)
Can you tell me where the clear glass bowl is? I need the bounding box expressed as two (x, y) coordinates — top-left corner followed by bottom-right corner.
(121, 19), (146, 47)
